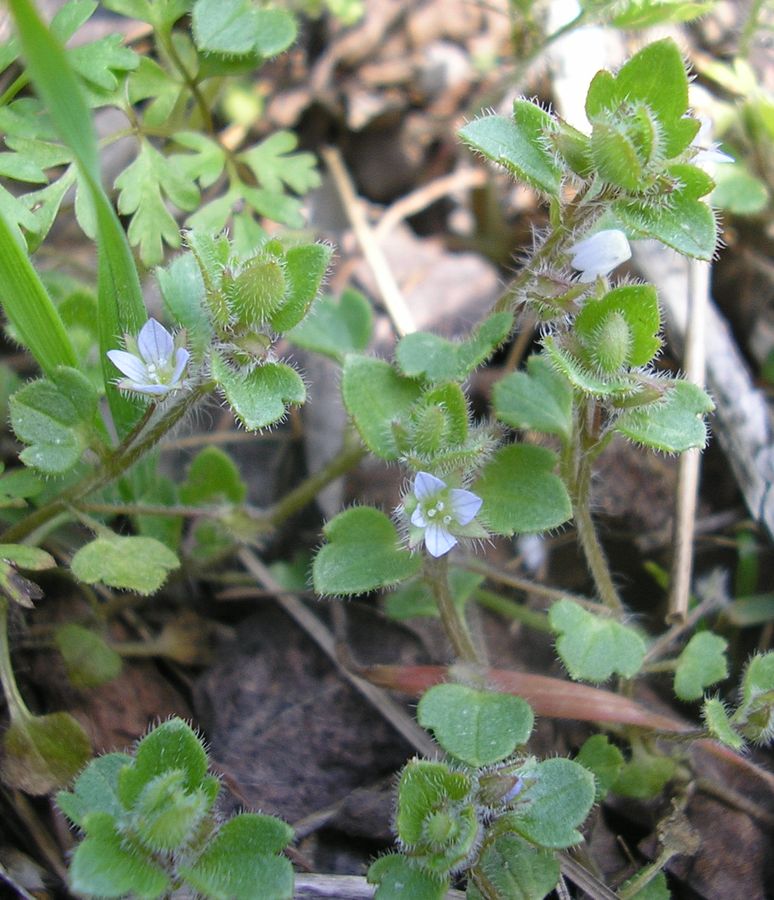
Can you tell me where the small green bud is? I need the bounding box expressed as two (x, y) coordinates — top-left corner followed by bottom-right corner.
(133, 770), (209, 851)
(586, 310), (632, 373)
(411, 404), (448, 456)
(551, 122), (593, 179)
(591, 121), (642, 192)
(425, 810), (455, 845)
(224, 254), (287, 330)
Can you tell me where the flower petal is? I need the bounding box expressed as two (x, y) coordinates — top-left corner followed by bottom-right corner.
(411, 507), (428, 528)
(424, 523), (457, 558)
(449, 488), (483, 526)
(107, 350), (149, 382)
(413, 471), (446, 501)
(118, 380), (173, 396)
(137, 318), (174, 365)
(170, 347), (190, 386)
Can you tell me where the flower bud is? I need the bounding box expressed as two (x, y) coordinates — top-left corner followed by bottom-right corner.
(569, 229), (631, 283)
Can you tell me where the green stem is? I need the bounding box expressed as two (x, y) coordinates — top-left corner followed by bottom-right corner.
(0, 599), (31, 721)
(0, 71), (29, 107)
(572, 458), (623, 614)
(424, 554), (482, 665)
(474, 587), (551, 633)
(76, 500), (227, 519)
(266, 431), (366, 527)
(564, 399), (624, 614)
(155, 26), (214, 134)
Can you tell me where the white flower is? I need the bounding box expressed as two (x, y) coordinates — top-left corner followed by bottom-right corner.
(410, 471), (483, 558)
(107, 318), (189, 396)
(569, 229), (631, 283)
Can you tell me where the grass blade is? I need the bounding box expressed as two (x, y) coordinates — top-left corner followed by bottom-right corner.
(8, 0), (147, 435)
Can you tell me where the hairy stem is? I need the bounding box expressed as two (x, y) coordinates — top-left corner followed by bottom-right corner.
(565, 400), (624, 614)
(424, 554), (482, 665)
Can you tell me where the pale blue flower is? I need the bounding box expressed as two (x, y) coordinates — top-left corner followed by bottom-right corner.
(569, 229), (631, 283)
(410, 471), (482, 557)
(107, 318), (189, 396)
(692, 142), (734, 168)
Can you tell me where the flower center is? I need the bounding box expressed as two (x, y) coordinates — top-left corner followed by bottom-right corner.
(422, 493), (453, 525)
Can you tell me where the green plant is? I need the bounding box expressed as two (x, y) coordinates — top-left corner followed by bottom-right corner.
(57, 718), (294, 899)
(0, 2), (772, 898)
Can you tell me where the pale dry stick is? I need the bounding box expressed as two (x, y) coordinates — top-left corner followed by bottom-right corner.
(237, 547), (438, 759)
(373, 167), (487, 240)
(0, 863), (36, 900)
(668, 259), (710, 624)
(320, 146), (417, 337)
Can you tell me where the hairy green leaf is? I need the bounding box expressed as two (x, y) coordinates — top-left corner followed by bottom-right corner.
(493, 354), (573, 441)
(460, 102), (562, 197)
(313, 506), (421, 595)
(549, 599), (646, 682)
(417, 684), (533, 766)
(71, 535), (180, 595)
(473, 444), (572, 535)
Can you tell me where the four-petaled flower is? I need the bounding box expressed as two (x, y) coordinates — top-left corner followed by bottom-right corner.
(569, 229), (631, 283)
(107, 318), (189, 396)
(410, 471), (482, 558)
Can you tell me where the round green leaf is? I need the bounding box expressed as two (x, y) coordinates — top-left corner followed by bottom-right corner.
(576, 734), (624, 800)
(57, 752), (133, 828)
(502, 757), (595, 848)
(549, 599), (646, 682)
(342, 355), (422, 460)
(9, 366), (98, 474)
(70, 811), (169, 900)
(313, 507), (421, 595)
(473, 444), (572, 535)
(712, 163), (769, 216)
(181, 813), (294, 900)
(417, 683), (534, 766)
(493, 354), (572, 441)
(367, 855), (448, 900)
(71, 535), (179, 595)
(459, 102), (562, 197)
(575, 285), (661, 369)
(213, 355), (306, 431)
(615, 381), (714, 453)
(674, 632), (728, 701)
(118, 717), (211, 809)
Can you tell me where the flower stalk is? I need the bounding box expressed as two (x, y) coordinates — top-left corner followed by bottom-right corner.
(423, 554), (482, 665)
